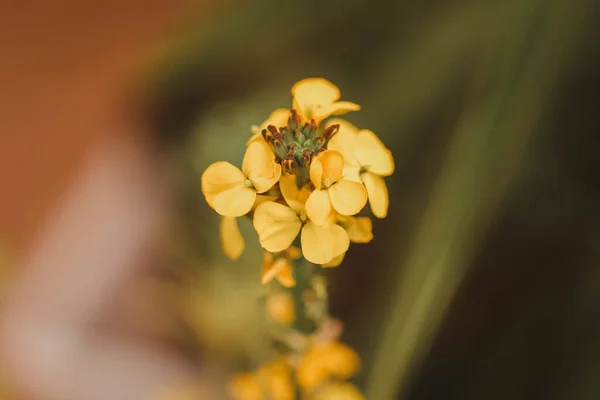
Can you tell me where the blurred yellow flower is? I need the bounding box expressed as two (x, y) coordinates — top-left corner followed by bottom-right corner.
(310, 382), (365, 400)
(266, 291), (295, 325)
(248, 108), (291, 146)
(327, 119), (394, 218)
(296, 341), (361, 392)
(201, 140), (282, 217)
(306, 150), (367, 225)
(258, 360), (295, 400)
(230, 372), (264, 400)
(291, 78), (360, 124)
(261, 247), (302, 287)
(230, 360), (295, 400)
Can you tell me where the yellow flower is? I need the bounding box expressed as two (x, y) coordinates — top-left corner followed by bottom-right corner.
(230, 361), (295, 400)
(230, 372), (264, 400)
(253, 199), (350, 265)
(291, 78), (360, 124)
(201, 140), (282, 217)
(296, 341), (360, 392)
(261, 247), (302, 287)
(310, 382), (365, 400)
(266, 291), (295, 325)
(247, 108), (291, 146)
(258, 360), (295, 400)
(327, 119), (394, 218)
(305, 150), (368, 225)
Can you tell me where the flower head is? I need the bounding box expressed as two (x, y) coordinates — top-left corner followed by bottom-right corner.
(296, 340), (361, 392)
(327, 119), (394, 218)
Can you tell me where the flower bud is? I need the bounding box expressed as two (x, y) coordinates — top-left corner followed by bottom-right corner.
(322, 124), (339, 142)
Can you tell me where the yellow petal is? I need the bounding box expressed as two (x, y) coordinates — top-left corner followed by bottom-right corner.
(201, 161), (246, 208)
(276, 264), (296, 288)
(342, 165), (362, 183)
(355, 129), (395, 176)
(328, 179), (367, 216)
(344, 216), (373, 243)
(311, 101), (361, 122)
(321, 252), (345, 268)
(311, 150), (344, 189)
(326, 119), (359, 167)
(253, 202), (302, 252)
(305, 189), (332, 226)
(301, 222), (349, 265)
(361, 172), (389, 218)
(213, 186), (256, 217)
(261, 108), (291, 129)
(245, 131), (264, 146)
(242, 141), (282, 193)
(279, 173), (306, 213)
(254, 193), (279, 208)
(220, 217), (245, 260)
(292, 78), (340, 107)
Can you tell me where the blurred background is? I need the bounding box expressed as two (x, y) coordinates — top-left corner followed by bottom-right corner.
(1, 0), (599, 399)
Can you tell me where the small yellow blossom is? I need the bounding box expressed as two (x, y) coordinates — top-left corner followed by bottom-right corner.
(296, 341), (360, 392)
(306, 150), (367, 225)
(201, 140), (281, 217)
(291, 78), (360, 124)
(310, 382), (365, 400)
(253, 200), (350, 265)
(261, 247), (301, 287)
(230, 372), (264, 400)
(266, 291), (295, 325)
(258, 360), (295, 400)
(248, 108), (291, 146)
(327, 119), (394, 218)
(230, 361), (295, 400)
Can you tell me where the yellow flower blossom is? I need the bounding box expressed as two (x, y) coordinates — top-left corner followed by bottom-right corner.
(327, 119), (394, 218)
(247, 108), (291, 146)
(296, 341), (360, 392)
(253, 200), (350, 266)
(305, 150), (367, 226)
(230, 372), (264, 400)
(311, 382), (365, 400)
(230, 361), (295, 400)
(266, 291), (295, 325)
(201, 140), (282, 217)
(258, 360), (295, 400)
(261, 247), (301, 287)
(291, 78), (360, 124)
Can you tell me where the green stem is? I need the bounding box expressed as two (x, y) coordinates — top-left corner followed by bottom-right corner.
(291, 257), (316, 334)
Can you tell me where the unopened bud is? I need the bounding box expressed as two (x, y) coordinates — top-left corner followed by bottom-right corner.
(288, 109), (302, 133)
(301, 148), (315, 166)
(322, 124), (339, 142)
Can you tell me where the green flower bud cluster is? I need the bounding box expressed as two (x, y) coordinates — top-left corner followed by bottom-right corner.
(262, 110), (339, 174)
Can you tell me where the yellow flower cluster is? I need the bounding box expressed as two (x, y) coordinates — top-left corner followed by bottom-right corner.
(201, 78), (394, 268)
(230, 339), (363, 400)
